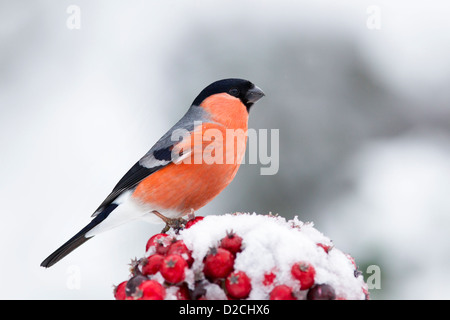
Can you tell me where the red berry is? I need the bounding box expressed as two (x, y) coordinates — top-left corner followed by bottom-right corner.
(114, 281), (127, 300)
(141, 254), (165, 276)
(362, 286), (370, 300)
(262, 272), (276, 286)
(203, 247), (234, 279)
(291, 262), (316, 290)
(219, 230), (243, 255)
(225, 271), (252, 299)
(160, 254), (188, 284)
(269, 285), (296, 300)
(167, 240), (193, 267)
(185, 216), (204, 229)
(145, 233), (171, 253)
(176, 284), (191, 300)
(136, 280), (166, 300)
(306, 284), (336, 300)
(317, 243), (333, 253)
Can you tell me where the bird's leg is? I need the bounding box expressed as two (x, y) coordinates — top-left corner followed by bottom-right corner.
(187, 208), (196, 221)
(152, 210), (187, 233)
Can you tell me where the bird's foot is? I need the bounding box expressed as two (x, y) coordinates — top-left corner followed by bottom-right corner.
(162, 217), (187, 233)
(187, 208), (196, 221)
(152, 211), (187, 233)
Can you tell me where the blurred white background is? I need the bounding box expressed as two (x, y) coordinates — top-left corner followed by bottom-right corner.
(1, 0), (450, 299)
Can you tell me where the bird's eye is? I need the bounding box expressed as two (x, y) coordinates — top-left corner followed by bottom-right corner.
(229, 88), (240, 96)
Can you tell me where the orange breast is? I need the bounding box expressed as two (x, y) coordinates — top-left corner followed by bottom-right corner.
(200, 93), (248, 129)
(132, 93), (249, 216)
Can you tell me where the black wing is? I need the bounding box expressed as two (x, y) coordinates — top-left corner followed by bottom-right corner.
(91, 145), (173, 216)
(90, 105), (204, 216)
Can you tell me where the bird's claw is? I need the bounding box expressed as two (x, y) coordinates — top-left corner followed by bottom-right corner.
(161, 217), (187, 233)
(153, 210), (192, 233)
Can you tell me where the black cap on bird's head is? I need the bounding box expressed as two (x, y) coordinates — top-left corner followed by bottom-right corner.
(192, 78), (265, 111)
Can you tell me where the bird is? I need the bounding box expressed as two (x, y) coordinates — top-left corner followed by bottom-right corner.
(40, 78), (265, 268)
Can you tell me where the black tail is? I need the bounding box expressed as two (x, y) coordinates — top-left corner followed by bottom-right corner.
(40, 204), (118, 268)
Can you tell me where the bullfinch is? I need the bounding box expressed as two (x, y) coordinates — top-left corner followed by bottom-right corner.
(41, 78), (264, 268)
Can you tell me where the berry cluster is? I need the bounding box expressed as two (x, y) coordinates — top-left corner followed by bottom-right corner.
(113, 213), (369, 300)
(114, 218), (201, 300)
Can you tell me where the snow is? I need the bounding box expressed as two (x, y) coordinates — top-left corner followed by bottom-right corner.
(167, 213), (367, 300)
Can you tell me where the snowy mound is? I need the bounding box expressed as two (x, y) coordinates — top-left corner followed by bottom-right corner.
(114, 213), (369, 300)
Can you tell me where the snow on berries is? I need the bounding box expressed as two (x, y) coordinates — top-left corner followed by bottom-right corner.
(113, 213), (368, 300)
(219, 230), (243, 255)
(263, 271), (276, 286)
(317, 243), (333, 254)
(167, 240), (194, 267)
(185, 216), (204, 229)
(291, 261), (316, 290)
(145, 233), (172, 255)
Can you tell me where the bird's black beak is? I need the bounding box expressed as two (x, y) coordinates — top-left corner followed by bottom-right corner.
(245, 85), (265, 104)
